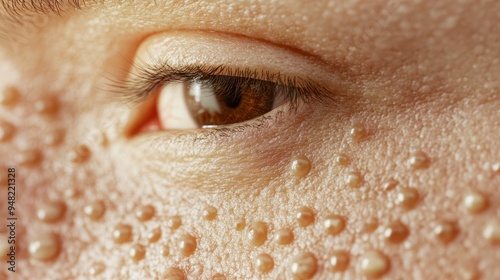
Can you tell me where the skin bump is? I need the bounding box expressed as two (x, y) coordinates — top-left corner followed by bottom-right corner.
(247, 222), (268, 246)
(34, 96), (59, 115)
(36, 200), (66, 223)
(296, 207), (315, 228)
(289, 155), (312, 178)
(112, 224), (133, 244)
(83, 200), (106, 220)
(328, 250), (350, 272)
(360, 250), (390, 278)
(28, 233), (61, 261)
(0, 87), (19, 106)
(0, 121), (15, 142)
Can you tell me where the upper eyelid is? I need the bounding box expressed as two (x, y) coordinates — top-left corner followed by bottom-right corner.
(105, 31), (349, 103)
(133, 31), (343, 86)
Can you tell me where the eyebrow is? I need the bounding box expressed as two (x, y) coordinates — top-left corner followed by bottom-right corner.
(0, 0), (91, 46)
(1, 0), (87, 18)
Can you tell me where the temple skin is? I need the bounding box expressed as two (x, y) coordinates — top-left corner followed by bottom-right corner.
(0, 0), (499, 279)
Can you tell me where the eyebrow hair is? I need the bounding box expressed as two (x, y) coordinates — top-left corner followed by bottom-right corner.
(0, 0), (89, 45)
(1, 0), (87, 17)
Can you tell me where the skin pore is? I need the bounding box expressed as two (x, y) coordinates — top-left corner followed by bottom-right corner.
(0, 0), (499, 278)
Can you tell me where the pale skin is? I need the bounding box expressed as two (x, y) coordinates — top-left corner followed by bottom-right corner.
(0, 0), (499, 279)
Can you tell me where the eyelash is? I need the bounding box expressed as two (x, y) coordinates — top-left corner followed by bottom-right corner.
(109, 59), (333, 114)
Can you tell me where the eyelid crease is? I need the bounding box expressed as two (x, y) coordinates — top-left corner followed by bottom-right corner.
(120, 30), (349, 99)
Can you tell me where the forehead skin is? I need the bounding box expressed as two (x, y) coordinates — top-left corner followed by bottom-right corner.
(0, 0), (499, 279)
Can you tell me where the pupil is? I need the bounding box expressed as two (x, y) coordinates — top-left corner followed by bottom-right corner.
(223, 82), (242, 108)
(225, 94), (241, 108)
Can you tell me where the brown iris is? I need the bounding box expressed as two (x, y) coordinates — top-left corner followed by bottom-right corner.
(184, 76), (277, 126)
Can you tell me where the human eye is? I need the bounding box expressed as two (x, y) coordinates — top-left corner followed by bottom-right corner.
(110, 31), (342, 134)
(123, 65), (329, 131)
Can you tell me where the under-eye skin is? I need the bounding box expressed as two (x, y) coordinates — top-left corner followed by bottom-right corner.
(109, 31), (346, 135)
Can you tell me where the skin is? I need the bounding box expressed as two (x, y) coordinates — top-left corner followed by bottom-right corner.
(0, 0), (499, 279)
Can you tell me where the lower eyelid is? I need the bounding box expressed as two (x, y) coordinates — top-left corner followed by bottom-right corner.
(199, 98), (309, 136)
(128, 99), (300, 141)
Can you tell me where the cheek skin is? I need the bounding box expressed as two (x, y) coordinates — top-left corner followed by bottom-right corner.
(1, 1), (499, 279)
(2, 71), (500, 279)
